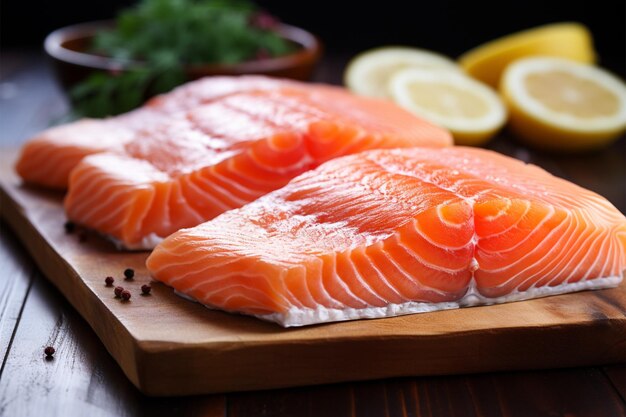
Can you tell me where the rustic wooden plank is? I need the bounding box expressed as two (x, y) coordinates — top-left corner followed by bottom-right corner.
(351, 380), (394, 417)
(0, 224), (33, 365)
(228, 367), (626, 417)
(1, 150), (625, 396)
(1, 50), (625, 415)
(603, 365), (626, 402)
(0, 260), (225, 417)
(0, 51), (32, 80)
(0, 51), (69, 148)
(229, 383), (354, 417)
(229, 389), (312, 417)
(2, 51), (625, 400)
(383, 368), (626, 417)
(469, 368), (626, 417)
(0, 272), (140, 417)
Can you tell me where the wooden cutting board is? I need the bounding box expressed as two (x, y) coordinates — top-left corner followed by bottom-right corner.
(1, 151), (624, 396)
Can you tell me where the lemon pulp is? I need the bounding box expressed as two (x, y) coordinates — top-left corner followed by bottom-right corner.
(501, 57), (626, 151)
(390, 68), (507, 145)
(344, 47), (459, 98)
(525, 71), (620, 118)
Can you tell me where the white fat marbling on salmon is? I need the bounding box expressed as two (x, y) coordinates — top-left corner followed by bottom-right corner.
(169, 276), (622, 327)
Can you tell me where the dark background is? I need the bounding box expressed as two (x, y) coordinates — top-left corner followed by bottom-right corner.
(2, 0), (625, 76)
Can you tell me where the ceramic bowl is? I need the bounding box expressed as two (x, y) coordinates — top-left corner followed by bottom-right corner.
(44, 20), (323, 92)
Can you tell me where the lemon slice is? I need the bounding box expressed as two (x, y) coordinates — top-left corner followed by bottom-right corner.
(459, 23), (596, 88)
(344, 47), (460, 98)
(501, 57), (626, 151)
(389, 68), (507, 145)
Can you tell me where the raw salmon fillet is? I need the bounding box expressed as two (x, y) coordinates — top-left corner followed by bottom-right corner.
(64, 87), (451, 249)
(146, 147), (626, 327)
(15, 76), (306, 189)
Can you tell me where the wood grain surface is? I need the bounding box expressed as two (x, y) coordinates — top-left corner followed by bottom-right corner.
(1, 146), (625, 395)
(0, 50), (624, 416)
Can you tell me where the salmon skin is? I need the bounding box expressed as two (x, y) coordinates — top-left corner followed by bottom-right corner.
(15, 76), (311, 189)
(146, 147), (626, 327)
(63, 86), (451, 249)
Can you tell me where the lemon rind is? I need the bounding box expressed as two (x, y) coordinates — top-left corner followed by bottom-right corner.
(458, 22), (596, 87)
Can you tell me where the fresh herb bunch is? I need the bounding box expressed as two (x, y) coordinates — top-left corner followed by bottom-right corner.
(71, 0), (294, 117)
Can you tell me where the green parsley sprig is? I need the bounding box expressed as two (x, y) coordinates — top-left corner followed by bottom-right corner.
(71, 0), (294, 117)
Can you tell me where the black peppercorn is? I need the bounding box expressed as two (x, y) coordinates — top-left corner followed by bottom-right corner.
(63, 221), (75, 234)
(44, 346), (55, 357)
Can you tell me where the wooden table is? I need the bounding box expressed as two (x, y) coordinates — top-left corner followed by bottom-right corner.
(0, 51), (624, 417)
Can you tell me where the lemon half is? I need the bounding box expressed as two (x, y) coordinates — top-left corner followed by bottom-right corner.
(344, 47), (459, 98)
(459, 23), (596, 88)
(501, 57), (626, 151)
(390, 68), (507, 145)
